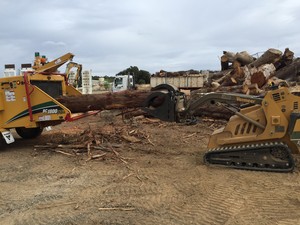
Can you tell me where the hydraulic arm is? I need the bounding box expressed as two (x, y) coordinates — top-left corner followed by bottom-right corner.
(143, 84), (300, 172)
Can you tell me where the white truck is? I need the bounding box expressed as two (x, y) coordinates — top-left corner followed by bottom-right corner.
(112, 74), (135, 92)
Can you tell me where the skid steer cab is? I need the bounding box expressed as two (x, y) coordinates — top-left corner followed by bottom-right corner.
(0, 52), (85, 144)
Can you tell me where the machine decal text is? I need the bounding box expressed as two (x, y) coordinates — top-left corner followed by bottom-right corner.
(43, 108), (58, 114)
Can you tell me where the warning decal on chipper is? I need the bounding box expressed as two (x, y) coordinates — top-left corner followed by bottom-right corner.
(5, 90), (16, 102)
(1, 131), (15, 144)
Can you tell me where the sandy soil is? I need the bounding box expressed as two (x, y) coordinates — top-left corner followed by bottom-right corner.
(1, 111), (300, 225)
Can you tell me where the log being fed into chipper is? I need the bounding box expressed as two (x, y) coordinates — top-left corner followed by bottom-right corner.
(0, 52), (172, 144)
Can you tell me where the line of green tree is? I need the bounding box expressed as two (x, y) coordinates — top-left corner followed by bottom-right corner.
(92, 66), (151, 84)
(116, 66), (150, 84)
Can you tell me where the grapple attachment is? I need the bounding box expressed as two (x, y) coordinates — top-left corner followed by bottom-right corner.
(143, 84), (185, 122)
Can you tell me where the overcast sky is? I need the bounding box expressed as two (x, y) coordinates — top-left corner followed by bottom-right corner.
(1, 0), (300, 76)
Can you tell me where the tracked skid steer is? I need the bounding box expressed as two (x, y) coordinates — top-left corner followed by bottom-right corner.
(144, 84), (300, 172)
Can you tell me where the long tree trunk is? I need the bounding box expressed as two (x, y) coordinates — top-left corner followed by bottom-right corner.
(191, 83), (262, 95)
(235, 51), (255, 65)
(274, 58), (300, 81)
(56, 91), (151, 113)
(193, 104), (234, 120)
(248, 48), (282, 68)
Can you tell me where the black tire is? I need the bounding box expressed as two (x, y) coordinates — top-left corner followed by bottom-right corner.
(0, 135), (6, 145)
(15, 127), (43, 139)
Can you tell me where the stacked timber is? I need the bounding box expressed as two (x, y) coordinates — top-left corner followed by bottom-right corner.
(201, 47), (300, 95)
(154, 69), (201, 77)
(191, 47), (300, 119)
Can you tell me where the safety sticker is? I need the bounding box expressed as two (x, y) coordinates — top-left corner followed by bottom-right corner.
(1, 130), (15, 144)
(5, 90), (16, 102)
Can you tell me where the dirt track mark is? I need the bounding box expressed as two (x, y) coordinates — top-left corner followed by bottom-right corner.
(1, 116), (300, 225)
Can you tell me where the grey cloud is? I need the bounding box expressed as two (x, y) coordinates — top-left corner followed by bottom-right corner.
(1, 0), (300, 76)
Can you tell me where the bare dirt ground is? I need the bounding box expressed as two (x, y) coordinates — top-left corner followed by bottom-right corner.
(1, 111), (300, 225)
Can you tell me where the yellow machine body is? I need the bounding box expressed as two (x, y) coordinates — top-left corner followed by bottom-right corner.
(208, 87), (300, 154)
(0, 53), (82, 143)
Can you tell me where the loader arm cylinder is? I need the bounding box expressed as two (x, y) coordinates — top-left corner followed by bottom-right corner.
(234, 110), (265, 130)
(220, 103), (266, 130)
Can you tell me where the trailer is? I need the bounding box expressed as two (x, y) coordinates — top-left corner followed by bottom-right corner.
(150, 74), (207, 90)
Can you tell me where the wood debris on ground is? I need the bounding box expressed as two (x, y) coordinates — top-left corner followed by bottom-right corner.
(34, 119), (156, 161)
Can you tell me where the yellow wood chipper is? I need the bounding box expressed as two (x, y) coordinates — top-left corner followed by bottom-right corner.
(0, 52), (83, 144)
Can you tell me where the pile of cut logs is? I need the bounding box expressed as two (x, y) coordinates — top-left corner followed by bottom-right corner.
(202, 48), (300, 95)
(188, 48), (300, 119)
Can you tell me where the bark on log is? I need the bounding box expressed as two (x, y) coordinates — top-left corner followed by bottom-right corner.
(213, 70), (233, 85)
(58, 89), (235, 121)
(221, 51), (256, 70)
(191, 84), (262, 96)
(221, 51), (235, 71)
(248, 48), (282, 68)
(191, 85), (262, 119)
(217, 85), (244, 93)
(274, 48), (294, 70)
(56, 91), (151, 113)
(193, 104), (234, 120)
(208, 70), (232, 84)
(235, 51), (255, 65)
(154, 69), (200, 77)
(215, 62), (245, 87)
(221, 55), (230, 71)
(274, 58), (300, 81)
(221, 51), (236, 71)
(250, 71), (265, 87)
(243, 83), (263, 95)
(243, 64), (276, 88)
(211, 82), (220, 89)
(222, 63), (245, 86)
(222, 51), (236, 62)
